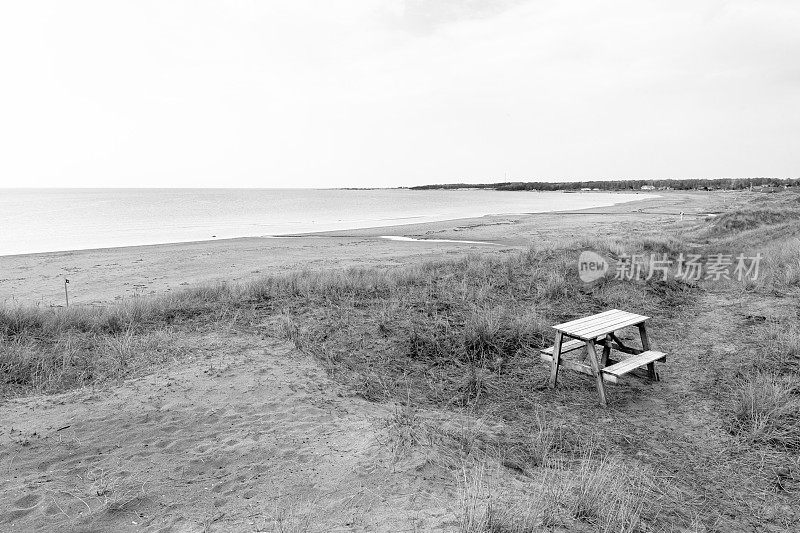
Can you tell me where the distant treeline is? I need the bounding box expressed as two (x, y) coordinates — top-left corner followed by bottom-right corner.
(410, 177), (798, 191)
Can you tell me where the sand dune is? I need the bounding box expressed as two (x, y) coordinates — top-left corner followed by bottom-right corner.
(0, 332), (469, 531)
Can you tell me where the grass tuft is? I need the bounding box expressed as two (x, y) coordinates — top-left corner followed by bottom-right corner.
(458, 448), (658, 533)
(730, 372), (800, 450)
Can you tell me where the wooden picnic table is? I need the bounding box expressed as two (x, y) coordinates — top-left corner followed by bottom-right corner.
(540, 309), (666, 406)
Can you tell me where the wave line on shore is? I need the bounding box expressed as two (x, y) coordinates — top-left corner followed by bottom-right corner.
(380, 236), (501, 245)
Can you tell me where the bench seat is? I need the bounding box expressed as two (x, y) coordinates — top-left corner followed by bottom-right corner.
(540, 336), (605, 356)
(601, 350), (666, 378)
(539, 353), (620, 384)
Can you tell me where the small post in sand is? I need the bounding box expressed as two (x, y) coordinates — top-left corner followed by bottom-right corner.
(64, 279), (70, 307)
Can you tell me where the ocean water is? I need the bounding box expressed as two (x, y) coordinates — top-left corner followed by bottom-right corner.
(0, 188), (650, 256)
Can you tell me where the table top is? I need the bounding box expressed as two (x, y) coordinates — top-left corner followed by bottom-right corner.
(554, 309), (649, 340)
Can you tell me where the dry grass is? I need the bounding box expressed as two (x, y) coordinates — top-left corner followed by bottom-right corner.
(710, 207), (800, 234)
(446, 409), (669, 532)
(728, 312), (800, 451)
(523, 413), (555, 468)
(752, 320), (800, 375)
(82, 467), (150, 513)
(0, 328), (181, 395)
(382, 402), (432, 460)
(681, 198), (800, 456)
(458, 446), (658, 533)
(755, 238), (800, 294)
(555, 452), (651, 532)
(731, 373), (800, 449)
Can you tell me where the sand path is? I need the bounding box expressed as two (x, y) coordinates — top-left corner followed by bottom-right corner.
(0, 333), (460, 532)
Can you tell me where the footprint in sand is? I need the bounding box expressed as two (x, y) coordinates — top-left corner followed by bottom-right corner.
(159, 424), (180, 434)
(211, 482), (229, 494)
(1, 494), (42, 524)
(213, 498), (227, 508)
(14, 494), (41, 509)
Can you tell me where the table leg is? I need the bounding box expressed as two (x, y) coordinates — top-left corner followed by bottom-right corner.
(548, 331), (564, 388)
(600, 336), (612, 367)
(585, 340), (607, 407)
(638, 323), (657, 380)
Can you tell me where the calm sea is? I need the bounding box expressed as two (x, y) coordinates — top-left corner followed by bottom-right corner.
(0, 188), (649, 256)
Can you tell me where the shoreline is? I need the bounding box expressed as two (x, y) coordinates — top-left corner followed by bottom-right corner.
(0, 191), (740, 306)
(0, 190), (653, 259)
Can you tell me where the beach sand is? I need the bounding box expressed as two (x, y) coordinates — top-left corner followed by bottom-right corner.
(0, 191), (735, 306)
(0, 333), (468, 531)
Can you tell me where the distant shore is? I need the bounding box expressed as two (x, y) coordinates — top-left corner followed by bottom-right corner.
(0, 191), (737, 306)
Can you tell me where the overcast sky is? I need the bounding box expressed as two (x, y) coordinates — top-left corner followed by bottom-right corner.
(1, 1), (798, 188)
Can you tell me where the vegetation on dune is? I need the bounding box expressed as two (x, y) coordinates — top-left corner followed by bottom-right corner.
(459, 445), (655, 533)
(729, 318), (800, 451)
(731, 372), (800, 449)
(712, 205), (800, 453)
(3, 191), (800, 530)
(0, 239), (693, 398)
(708, 206), (800, 234)
(754, 239), (800, 294)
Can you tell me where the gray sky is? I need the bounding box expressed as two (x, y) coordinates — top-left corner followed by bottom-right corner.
(1, 1), (798, 188)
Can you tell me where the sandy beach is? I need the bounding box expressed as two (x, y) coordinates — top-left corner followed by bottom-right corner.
(0, 191), (734, 306)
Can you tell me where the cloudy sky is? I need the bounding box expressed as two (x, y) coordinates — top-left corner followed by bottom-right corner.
(1, 1), (797, 188)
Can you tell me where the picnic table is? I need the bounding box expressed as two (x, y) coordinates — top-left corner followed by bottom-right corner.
(540, 309), (666, 406)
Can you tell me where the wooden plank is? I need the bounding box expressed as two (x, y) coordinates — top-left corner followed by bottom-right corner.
(638, 323), (656, 380)
(639, 324), (651, 351)
(554, 310), (640, 335)
(569, 314), (649, 340)
(602, 350), (666, 378)
(602, 351), (665, 376)
(540, 336), (606, 355)
(600, 337), (612, 367)
(564, 311), (646, 336)
(555, 310), (651, 335)
(585, 340), (607, 407)
(553, 309), (624, 330)
(561, 310), (641, 332)
(540, 338), (585, 355)
(540, 353), (619, 383)
(554, 309), (622, 329)
(622, 366), (657, 380)
(548, 331), (564, 388)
